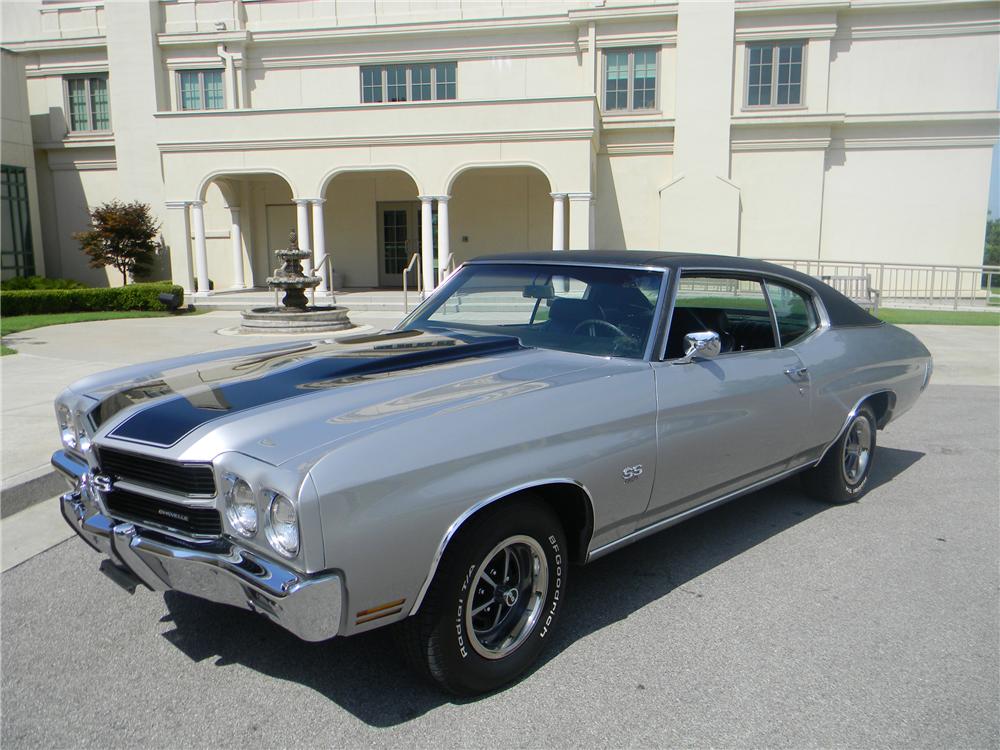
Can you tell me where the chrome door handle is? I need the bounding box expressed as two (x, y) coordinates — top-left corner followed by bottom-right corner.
(784, 367), (809, 383)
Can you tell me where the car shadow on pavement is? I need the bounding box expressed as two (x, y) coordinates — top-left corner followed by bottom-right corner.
(158, 447), (923, 727)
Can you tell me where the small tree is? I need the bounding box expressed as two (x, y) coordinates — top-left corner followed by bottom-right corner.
(985, 212), (1000, 268)
(74, 200), (159, 285)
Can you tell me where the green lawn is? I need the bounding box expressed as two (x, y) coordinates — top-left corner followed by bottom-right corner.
(876, 308), (1000, 326)
(0, 310), (184, 355)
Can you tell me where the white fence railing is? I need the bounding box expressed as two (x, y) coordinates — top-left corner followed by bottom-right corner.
(760, 258), (1000, 310)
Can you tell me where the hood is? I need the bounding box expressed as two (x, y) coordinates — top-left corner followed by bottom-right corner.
(84, 328), (611, 466)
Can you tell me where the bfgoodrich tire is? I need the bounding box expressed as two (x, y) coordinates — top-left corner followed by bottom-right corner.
(803, 404), (877, 504)
(399, 497), (568, 696)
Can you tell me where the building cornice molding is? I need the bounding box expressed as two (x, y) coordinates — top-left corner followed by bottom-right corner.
(735, 22), (838, 41)
(735, 0), (849, 13)
(842, 110), (1000, 125)
(49, 158), (116, 171)
(568, 3), (678, 23)
(38, 133), (115, 150)
(156, 30), (250, 47)
(732, 137), (832, 151)
(25, 61), (109, 78)
(832, 134), (999, 149)
(157, 127), (596, 154)
(601, 142), (674, 155)
(732, 112), (846, 127)
(835, 17), (1000, 40)
(0, 36), (106, 52)
(153, 94), (596, 119)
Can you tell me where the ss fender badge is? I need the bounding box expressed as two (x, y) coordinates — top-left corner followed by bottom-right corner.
(622, 465), (643, 483)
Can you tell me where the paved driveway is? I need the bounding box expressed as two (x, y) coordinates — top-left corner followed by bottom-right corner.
(2, 336), (997, 746)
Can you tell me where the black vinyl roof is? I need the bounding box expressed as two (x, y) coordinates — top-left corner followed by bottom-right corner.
(469, 250), (881, 328)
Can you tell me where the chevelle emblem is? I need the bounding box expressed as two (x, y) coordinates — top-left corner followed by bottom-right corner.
(157, 508), (190, 522)
(622, 465), (644, 483)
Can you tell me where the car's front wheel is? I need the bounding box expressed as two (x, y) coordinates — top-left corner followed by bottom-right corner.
(399, 497), (567, 695)
(803, 404), (877, 504)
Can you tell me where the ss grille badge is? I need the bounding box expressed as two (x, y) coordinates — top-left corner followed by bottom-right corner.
(92, 474), (114, 493)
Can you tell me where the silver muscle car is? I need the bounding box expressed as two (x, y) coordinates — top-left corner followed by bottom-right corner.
(52, 252), (932, 695)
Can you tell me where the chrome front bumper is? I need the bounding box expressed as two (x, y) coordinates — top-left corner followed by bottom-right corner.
(52, 450), (343, 642)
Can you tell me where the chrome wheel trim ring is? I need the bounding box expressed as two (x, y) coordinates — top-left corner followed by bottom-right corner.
(842, 414), (873, 485)
(465, 534), (549, 661)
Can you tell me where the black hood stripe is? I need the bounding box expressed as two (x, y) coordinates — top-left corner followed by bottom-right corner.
(106, 331), (521, 448)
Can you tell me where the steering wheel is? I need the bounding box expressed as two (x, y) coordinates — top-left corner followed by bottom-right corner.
(571, 319), (627, 338)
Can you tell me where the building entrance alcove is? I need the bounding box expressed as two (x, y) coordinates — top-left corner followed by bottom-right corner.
(197, 172), (296, 291)
(321, 169), (422, 289)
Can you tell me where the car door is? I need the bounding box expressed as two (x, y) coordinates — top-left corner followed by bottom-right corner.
(644, 272), (814, 525)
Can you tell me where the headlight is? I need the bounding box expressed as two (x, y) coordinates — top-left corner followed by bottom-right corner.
(265, 492), (299, 558)
(57, 404), (77, 450)
(224, 474), (258, 538)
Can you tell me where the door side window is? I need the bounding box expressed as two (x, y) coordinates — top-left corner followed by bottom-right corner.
(765, 281), (817, 346)
(665, 274), (777, 358)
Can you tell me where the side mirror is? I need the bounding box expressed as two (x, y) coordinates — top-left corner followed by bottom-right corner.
(676, 331), (721, 364)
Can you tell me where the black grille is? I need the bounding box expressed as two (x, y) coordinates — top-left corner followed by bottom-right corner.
(105, 488), (222, 537)
(98, 448), (216, 496)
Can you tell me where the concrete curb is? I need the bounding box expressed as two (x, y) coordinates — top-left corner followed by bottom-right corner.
(1, 470), (66, 519)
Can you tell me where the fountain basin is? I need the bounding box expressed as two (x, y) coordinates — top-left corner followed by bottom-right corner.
(240, 305), (354, 334)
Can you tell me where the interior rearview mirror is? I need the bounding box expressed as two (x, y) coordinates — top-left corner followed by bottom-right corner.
(523, 283), (554, 300)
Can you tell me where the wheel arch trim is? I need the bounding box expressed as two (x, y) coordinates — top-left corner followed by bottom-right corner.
(407, 478), (596, 616)
(814, 389), (895, 466)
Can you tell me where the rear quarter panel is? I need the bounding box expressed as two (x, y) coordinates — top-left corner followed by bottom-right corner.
(794, 323), (931, 452)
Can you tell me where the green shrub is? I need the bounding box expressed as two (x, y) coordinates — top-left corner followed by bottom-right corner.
(0, 282), (183, 316)
(0, 276), (88, 291)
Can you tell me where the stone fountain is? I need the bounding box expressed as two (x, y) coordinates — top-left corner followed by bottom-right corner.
(240, 231), (353, 334)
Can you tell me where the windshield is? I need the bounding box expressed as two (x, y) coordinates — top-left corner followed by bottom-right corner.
(400, 263), (665, 359)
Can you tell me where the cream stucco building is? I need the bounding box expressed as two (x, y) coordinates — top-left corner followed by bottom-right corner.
(1, 0), (997, 294)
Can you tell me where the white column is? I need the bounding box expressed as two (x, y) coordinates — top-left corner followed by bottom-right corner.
(293, 199), (312, 275)
(568, 192), (594, 250)
(229, 207), (245, 289)
(436, 196), (450, 281)
(190, 200), (209, 293)
(551, 193), (566, 251)
(420, 195), (435, 293)
(164, 200), (195, 293)
(311, 198), (328, 292)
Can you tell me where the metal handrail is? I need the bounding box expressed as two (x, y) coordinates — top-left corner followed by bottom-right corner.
(440, 253), (456, 281)
(761, 258), (1000, 310)
(403, 252), (422, 313)
(309, 253), (336, 307)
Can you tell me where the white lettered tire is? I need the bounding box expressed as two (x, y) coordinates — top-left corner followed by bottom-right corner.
(399, 497), (568, 695)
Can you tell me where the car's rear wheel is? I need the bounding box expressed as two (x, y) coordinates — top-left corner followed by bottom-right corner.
(398, 497), (567, 695)
(803, 404), (877, 504)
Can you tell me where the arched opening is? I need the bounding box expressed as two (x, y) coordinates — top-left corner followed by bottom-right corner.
(447, 165), (554, 264)
(320, 169), (420, 288)
(199, 172), (295, 289)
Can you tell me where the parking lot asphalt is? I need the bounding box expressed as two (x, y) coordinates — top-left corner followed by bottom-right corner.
(2, 379), (997, 748)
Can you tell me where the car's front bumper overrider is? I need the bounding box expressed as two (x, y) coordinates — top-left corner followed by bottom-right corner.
(52, 450), (343, 642)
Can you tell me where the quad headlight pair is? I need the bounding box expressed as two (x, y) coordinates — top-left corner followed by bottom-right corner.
(57, 404), (92, 454)
(223, 474), (299, 558)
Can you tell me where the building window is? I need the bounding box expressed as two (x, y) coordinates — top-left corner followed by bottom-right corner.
(178, 69), (225, 110)
(603, 48), (658, 112)
(360, 62), (457, 103)
(64, 74), (110, 132)
(746, 41), (804, 108)
(1, 166), (36, 279)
